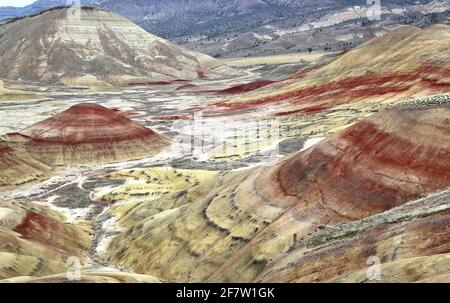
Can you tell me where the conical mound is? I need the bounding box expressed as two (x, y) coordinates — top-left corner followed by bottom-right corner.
(19, 103), (170, 166)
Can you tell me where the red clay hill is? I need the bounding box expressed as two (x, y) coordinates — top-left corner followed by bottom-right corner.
(208, 101), (450, 282)
(14, 103), (170, 166)
(106, 100), (450, 282)
(214, 25), (450, 115)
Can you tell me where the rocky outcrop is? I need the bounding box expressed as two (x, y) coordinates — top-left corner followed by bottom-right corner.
(14, 103), (170, 166)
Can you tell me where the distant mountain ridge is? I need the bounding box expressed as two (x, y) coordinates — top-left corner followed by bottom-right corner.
(0, 1), (439, 35)
(0, 0), (448, 58)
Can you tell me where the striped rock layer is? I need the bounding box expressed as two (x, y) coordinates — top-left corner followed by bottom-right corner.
(0, 141), (51, 189)
(0, 200), (91, 280)
(105, 103), (450, 282)
(256, 188), (450, 283)
(17, 103), (170, 166)
(0, 7), (233, 86)
(214, 25), (450, 116)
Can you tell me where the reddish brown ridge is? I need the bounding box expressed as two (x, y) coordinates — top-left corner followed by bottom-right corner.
(176, 84), (201, 91)
(213, 65), (450, 113)
(177, 80), (277, 95)
(14, 211), (71, 253)
(152, 115), (191, 121)
(18, 103), (170, 165)
(13, 210), (87, 255)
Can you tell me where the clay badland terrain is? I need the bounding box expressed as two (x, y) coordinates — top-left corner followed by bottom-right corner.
(0, 5), (449, 283)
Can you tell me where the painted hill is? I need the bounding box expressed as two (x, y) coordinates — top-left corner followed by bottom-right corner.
(0, 199), (91, 280)
(256, 187), (450, 283)
(214, 25), (450, 115)
(0, 141), (51, 189)
(14, 103), (170, 166)
(103, 100), (450, 282)
(0, 6), (233, 86)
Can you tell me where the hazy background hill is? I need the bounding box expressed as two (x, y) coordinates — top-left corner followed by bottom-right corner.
(0, 0), (449, 57)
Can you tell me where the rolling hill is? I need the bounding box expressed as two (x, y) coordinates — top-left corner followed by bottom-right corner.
(103, 98), (450, 282)
(0, 140), (51, 189)
(214, 25), (450, 115)
(0, 6), (233, 86)
(0, 199), (91, 280)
